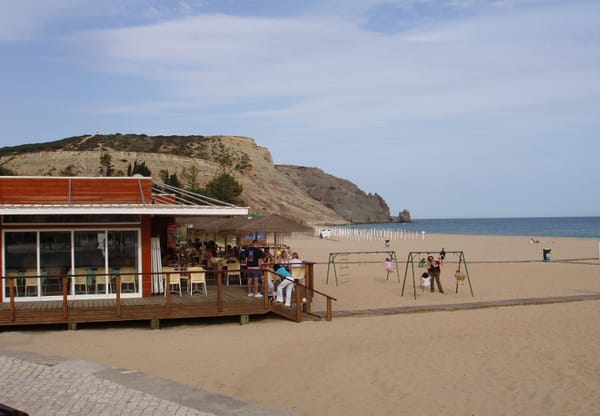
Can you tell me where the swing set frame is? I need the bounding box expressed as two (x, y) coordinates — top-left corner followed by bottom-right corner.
(326, 250), (400, 286)
(402, 251), (474, 299)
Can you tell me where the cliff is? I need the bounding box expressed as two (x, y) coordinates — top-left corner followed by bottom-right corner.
(0, 134), (392, 225)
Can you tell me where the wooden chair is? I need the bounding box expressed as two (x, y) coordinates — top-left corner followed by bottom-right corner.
(41, 266), (63, 295)
(95, 271), (115, 294)
(290, 263), (306, 302)
(24, 269), (39, 296)
(73, 268), (93, 294)
(119, 267), (138, 293)
(290, 263), (306, 280)
(163, 267), (182, 296)
(187, 266), (207, 295)
(225, 261), (242, 286)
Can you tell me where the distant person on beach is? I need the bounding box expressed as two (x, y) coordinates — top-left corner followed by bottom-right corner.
(384, 257), (394, 278)
(426, 255), (444, 293)
(439, 248), (446, 263)
(384, 258), (394, 272)
(243, 239), (265, 298)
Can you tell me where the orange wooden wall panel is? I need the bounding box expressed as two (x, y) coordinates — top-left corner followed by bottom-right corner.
(0, 177), (152, 204)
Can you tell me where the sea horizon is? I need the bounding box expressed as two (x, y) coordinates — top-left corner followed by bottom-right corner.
(344, 216), (600, 239)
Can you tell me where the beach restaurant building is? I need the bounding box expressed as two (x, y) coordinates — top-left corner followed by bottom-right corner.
(0, 176), (248, 303)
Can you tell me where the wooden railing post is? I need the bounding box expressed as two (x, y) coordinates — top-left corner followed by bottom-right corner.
(116, 275), (121, 317)
(326, 298), (333, 321)
(294, 280), (302, 321)
(165, 272), (172, 314)
(8, 276), (16, 322)
(62, 275), (69, 319)
(217, 269), (223, 312)
(263, 272), (269, 309)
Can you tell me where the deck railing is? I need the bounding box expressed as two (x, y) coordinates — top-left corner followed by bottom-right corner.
(1, 265), (337, 324)
(262, 268), (337, 321)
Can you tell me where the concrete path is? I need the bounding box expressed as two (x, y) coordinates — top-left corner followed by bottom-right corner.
(0, 351), (294, 416)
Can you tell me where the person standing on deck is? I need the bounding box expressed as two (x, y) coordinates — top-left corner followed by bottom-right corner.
(244, 239), (265, 298)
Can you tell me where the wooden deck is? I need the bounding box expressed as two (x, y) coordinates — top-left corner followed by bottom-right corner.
(1, 267), (336, 328)
(0, 285), (332, 328)
(2, 286), (274, 327)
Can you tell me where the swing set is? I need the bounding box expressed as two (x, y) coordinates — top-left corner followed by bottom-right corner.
(326, 250), (400, 285)
(402, 251), (474, 300)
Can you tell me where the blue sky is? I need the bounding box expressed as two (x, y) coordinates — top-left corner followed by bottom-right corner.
(1, 0), (599, 219)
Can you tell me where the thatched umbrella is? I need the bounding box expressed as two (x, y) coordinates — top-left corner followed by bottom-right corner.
(200, 216), (253, 233)
(175, 215), (252, 245)
(238, 214), (312, 233)
(236, 214), (313, 248)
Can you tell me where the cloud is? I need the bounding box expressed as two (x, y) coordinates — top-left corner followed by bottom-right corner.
(64, 1), (599, 140)
(0, 0), (76, 41)
(2, 0), (598, 217)
(0, 0), (206, 42)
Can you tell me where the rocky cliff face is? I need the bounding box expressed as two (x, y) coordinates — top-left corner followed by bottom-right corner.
(276, 165), (391, 223)
(0, 134), (392, 225)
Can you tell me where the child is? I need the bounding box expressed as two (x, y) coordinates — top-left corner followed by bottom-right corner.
(384, 258), (394, 272)
(420, 272), (431, 292)
(384, 258), (394, 279)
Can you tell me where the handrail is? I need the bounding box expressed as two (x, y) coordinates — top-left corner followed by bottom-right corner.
(0, 271), (132, 320)
(263, 268), (337, 321)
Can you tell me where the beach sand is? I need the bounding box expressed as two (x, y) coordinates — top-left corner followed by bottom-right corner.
(1, 234), (600, 415)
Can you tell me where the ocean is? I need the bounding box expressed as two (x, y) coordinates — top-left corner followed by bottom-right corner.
(345, 217), (600, 239)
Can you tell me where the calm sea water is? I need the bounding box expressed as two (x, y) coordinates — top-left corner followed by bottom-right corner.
(347, 217), (600, 239)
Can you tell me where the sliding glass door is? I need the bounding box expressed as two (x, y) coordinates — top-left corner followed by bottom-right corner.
(3, 229), (140, 300)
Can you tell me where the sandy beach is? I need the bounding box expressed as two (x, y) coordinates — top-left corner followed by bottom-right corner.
(1, 233), (600, 415)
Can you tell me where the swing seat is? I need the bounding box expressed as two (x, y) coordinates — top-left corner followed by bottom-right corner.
(454, 271), (467, 294)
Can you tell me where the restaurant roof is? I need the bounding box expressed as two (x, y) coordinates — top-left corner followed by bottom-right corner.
(0, 176), (248, 217)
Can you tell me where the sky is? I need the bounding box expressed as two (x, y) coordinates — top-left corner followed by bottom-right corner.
(0, 0), (599, 219)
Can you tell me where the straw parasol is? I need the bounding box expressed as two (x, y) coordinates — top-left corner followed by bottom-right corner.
(236, 214), (313, 248)
(177, 214), (313, 247)
(237, 214), (313, 233)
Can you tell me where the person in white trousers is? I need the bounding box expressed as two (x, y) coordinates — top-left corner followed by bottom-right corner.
(275, 266), (295, 307)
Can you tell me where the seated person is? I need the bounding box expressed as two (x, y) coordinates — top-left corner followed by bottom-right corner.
(274, 265), (295, 307)
(275, 250), (290, 271)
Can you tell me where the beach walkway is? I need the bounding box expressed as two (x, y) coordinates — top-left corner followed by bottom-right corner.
(331, 293), (600, 318)
(0, 350), (294, 416)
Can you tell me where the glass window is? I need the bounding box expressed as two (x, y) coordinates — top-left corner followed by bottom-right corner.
(108, 231), (139, 294)
(73, 231), (106, 295)
(4, 232), (38, 298)
(40, 232), (71, 296)
(4, 229), (140, 300)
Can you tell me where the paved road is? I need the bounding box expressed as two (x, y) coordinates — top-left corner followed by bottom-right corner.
(0, 351), (294, 416)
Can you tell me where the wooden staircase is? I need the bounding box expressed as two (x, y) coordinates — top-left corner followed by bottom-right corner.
(263, 269), (337, 322)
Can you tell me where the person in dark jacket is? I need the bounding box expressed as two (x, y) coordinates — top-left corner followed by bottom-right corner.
(426, 255), (444, 293)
